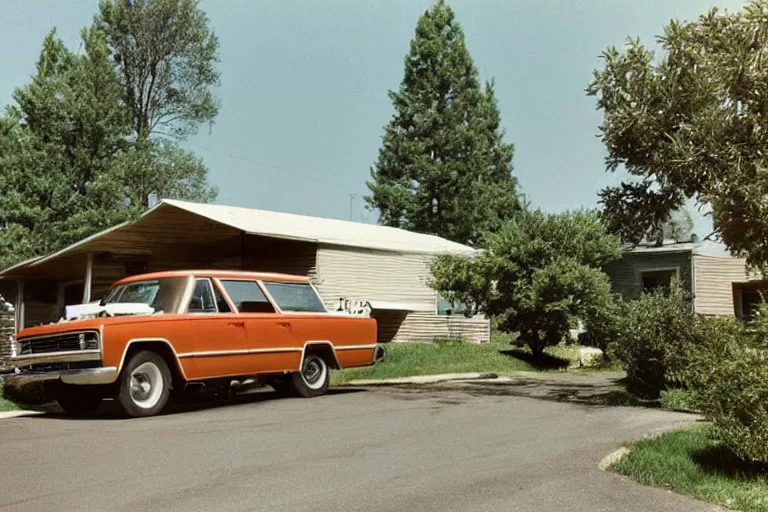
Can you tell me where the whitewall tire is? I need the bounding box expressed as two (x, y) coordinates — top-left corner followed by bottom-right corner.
(117, 351), (172, 418)
(290, 353), (330, 398)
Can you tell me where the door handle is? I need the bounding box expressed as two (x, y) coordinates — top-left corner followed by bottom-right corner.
(228, 321), (245, 328)
(277, 321), (291, 329)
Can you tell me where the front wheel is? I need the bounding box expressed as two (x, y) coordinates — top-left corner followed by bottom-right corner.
(116, 351), (172, 418)
(290, 353), (330, 398)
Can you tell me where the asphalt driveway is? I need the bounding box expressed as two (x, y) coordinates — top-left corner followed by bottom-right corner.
(0, 374), (722, 512)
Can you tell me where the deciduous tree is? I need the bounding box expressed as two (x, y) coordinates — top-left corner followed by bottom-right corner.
(96, 0), (220, 141)
(430, 209), (622, 356)
(588, 0), (768, 269)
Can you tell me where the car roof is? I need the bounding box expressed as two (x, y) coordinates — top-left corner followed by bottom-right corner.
(114, 270), (311, 286)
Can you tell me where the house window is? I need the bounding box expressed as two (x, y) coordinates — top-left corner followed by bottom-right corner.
(739, 289), (764, 319)
(438, 295), (468, 316)
(640, 269), (678, 294)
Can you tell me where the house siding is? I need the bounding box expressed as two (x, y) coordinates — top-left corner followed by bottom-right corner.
(604, 251), (692, 299)
(392, 312), (490, 344)
(315, 245), (437, 309)
(693, 255), (750, 316)
(315, 245), (490, 343)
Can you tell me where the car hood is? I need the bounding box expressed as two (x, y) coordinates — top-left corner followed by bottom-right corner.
(16, 312), (176, 340)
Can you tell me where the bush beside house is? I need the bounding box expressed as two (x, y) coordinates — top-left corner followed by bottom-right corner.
(430, 208), (623, 358)
(605, 281), (768, 465)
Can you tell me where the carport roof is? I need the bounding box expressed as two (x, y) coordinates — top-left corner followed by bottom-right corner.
(162, 199), (476, 255)
(0, 199), (477, 278)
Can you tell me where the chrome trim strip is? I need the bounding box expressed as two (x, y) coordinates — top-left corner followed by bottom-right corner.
(3, 367), (118, 386)
(334, 344), (377, 351)
(177, 347), (303, 359)
(11, 350), (102, 367)
(16, 329), (100, 343)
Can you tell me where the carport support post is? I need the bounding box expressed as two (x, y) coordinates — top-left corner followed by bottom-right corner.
(82, 253), (93, 304)
(15, 280), (24, 332)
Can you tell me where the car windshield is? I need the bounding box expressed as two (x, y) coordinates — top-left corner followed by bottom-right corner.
(101, 277), (188, 314)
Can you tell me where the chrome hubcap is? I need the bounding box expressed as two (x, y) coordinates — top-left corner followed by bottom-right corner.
(301, 356), (327, 390)
(130, 362), (163, 409)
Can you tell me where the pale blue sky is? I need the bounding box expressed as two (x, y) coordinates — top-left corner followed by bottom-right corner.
(0, 0), (746, 237)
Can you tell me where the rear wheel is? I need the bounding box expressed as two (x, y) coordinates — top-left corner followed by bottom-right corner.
(55, 384), (102, 416)
(290, 353), (330, 398)
(116, 351), (172, 418)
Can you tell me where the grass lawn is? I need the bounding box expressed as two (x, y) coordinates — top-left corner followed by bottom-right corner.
(332, 336), (613, 385)
(0, 397), (18, 412)
(613, 426), (768, 512)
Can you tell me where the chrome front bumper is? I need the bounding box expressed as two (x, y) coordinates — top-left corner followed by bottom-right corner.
(2, 367), (118, 387)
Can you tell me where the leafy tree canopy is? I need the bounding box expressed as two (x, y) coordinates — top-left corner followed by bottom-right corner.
(0, 0), (220, 270)
(96, 0), (220, 141)
(430, 209), (623, 356)
(588, 0), (768, 269)
(366, 0), (519, 247)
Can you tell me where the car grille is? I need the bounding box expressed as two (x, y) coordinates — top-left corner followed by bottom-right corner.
(17, 331), (100, 355)
(23, 361), (102, 373)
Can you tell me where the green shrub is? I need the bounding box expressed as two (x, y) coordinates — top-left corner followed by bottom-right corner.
(659, 388), (698, 412)
(430, 209), (623, 358)
(674, 308), (768, 464)
(691, 341), (768, 463)
(1, 380), (54, 407)
(578, 293), (626, 355)
(611, 283), (700, 398)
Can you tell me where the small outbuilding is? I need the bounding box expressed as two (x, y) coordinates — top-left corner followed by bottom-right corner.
(0, 199), (489, 344)
(604, 239), (764, 318)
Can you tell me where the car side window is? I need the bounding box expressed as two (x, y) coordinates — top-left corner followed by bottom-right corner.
(262, 282), (327, 313)
(220, 280), (276, 314)
(188, 279), (218, 313)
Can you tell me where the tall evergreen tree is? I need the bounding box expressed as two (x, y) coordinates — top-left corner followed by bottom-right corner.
(366, 0), (519, 246)
(0, 28), (134, 269)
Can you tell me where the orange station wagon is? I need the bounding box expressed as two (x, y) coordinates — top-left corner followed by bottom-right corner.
(4, 270), (384, 418)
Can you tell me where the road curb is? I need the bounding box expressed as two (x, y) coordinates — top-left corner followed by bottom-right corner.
(0, 409), (44, 420)
(598, 420), (703, 471)
(598, 446), (630, 471)
(342, 372), (499, 387)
